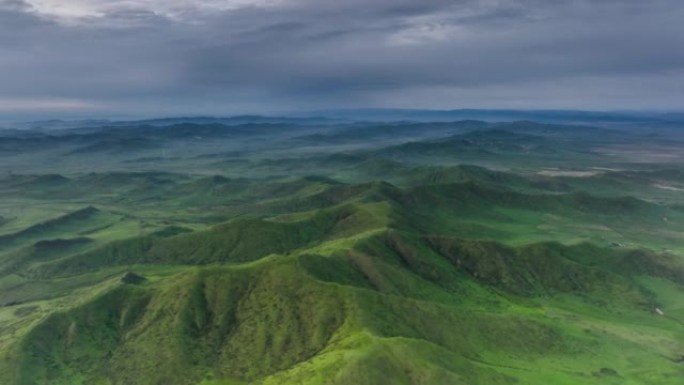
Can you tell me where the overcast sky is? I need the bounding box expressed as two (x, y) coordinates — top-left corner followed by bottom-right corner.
(1, 0), (683, 118)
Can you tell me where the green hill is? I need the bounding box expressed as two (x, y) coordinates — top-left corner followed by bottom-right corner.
(1, 118), (684, 385)
(5, 231), (684, 385)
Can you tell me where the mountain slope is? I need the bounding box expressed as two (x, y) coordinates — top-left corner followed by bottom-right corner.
(1, 117), (684, 385)
(6, 230), (684, 385)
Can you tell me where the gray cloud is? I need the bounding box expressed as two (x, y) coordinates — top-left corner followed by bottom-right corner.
(1, 0), (683, 118)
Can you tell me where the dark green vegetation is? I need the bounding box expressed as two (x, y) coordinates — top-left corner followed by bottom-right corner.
(0, 115), (683, 384)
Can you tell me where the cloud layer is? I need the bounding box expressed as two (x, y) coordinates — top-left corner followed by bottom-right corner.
(2, 0), (683, 117)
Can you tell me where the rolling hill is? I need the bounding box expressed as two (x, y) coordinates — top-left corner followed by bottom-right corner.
(0, 117), (683, 385)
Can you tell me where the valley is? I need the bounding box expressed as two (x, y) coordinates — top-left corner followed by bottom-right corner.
(0, 115), (683, 384)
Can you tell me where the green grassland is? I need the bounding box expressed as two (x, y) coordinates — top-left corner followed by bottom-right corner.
(0, 118), (683, 384)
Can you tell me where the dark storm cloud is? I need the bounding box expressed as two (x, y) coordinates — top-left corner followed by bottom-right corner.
(1, 0), (683, 116)
(185, 1), (684, 94)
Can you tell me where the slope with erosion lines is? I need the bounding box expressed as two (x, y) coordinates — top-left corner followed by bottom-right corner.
(5, 225), (684, 385)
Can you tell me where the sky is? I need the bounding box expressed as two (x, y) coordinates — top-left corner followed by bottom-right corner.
(1, 0), (683, 118)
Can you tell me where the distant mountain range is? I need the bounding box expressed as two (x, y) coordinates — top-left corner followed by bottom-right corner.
(4, 108), (684, 132)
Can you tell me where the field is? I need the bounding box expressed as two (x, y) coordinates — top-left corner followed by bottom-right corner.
(0, 115), (683, 384)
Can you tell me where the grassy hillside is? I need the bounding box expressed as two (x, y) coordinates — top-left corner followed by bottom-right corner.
(0, 118), (683, 384)
(5, 233), (684, 385)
